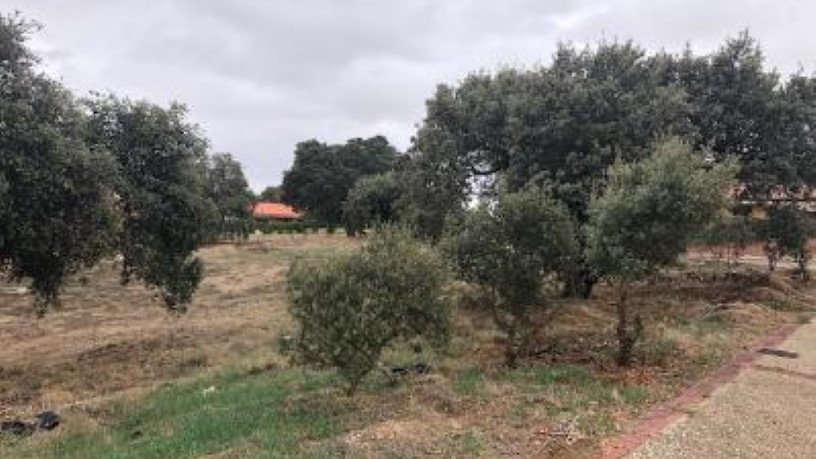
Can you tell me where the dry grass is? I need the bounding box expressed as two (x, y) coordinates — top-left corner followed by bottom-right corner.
(0, 233), (359, 419)
(1, 234), (814, 458)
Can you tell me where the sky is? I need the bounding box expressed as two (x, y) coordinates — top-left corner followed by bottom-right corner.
(6, 0), (816, 191)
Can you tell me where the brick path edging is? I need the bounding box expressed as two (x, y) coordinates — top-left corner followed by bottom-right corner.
(598, 322), (803, 459)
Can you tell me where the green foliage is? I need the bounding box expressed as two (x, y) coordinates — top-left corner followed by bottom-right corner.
(205, 152), (253, 241)
(254, 220), (317, 235)
(698, 215), (756, 269)
(758, 206), (815, 279)
(0, 14), (118, 312)
(86, 96), (214, 312)
(282, 136), (397, 226)
(587, 138), (737, 365)
(342, 172), (402, 236)
(401, 41), (692, 242)
(4, 368), (345, 459)
(259, 185), (283, 202)
(286, 227), (451, 394)
(656, 32), (816, 198)
(442, 188), (578, 366)
(401, 32), (816, 294)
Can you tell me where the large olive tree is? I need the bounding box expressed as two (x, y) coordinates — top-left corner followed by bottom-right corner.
(86, 96), (216, 312)
(1, 15), (118, 313)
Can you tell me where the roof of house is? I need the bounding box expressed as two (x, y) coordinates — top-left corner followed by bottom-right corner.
(252, 202), (303, 220)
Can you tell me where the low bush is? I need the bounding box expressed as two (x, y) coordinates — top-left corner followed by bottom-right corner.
(286, 227), (451, 395)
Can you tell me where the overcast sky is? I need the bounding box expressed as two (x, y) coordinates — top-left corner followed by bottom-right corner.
(6, 1), (816, 190)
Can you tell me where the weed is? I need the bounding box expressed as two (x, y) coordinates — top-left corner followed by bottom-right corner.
(454, 430), (484, 456)
(4, 369), (349, 459)
(454, 368), (485, 396)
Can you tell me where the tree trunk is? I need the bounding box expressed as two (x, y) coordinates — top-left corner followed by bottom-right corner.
(346, 377), (361, 397)
(764, 241), (778, 272)
(505, 323), (519, 369)
(796, 252), (810, 282)
(564, 264), (599, 299)
(615, 281), (642, 367)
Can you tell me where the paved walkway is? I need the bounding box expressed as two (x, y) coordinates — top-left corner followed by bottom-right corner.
(617, 321), (816, 459)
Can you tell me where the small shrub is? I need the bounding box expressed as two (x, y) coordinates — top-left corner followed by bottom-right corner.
(587, 138), (737, 365)
(454, 368), (486, 396)
(286, 227), (450, 395)
(758, 206), (815, 280)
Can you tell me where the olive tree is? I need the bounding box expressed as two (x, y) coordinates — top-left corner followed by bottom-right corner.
(342, 172), (402, 236)
(698, 215), (756, 271)
(1, 14), (118, 313)
(205, 152), (254, 241)
(760, 206), (814, 280)
(587, 138), (737, 365)
(442, 188), (578, 367)
(86, 96), (216, 312)
(286, 227), (450, 395)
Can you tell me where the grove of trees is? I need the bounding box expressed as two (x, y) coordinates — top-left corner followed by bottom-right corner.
(1, 14), (253, 313)
(284, 32), (816, 389)
(5, 11), (816, 394)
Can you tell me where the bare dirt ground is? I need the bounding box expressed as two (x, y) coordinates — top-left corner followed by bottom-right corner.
(1, 234), (814, 458)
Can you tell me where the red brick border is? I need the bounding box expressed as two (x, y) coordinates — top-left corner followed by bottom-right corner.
(599, 323), (803, 459)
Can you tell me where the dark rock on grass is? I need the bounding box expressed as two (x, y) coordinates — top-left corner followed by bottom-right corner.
(1, 420), (35, 436)
(1, 411), (61, 437)
(35, 411), (61, 430)
(389, 363), (432, 377)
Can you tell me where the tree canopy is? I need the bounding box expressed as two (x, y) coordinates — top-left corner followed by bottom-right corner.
(85, 96), (216, 312)
(205, 152), (254, 240)
(0, 12), (253, 313)
(654, 32), (816, 197)
(400, 41), (692, 240)
(281, 136), (398, 226)
(259, 185), (283, 202)
(1, 15), (118, 312)
(342, 172), (402, 236)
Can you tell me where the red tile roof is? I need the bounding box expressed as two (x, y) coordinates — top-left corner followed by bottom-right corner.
(252, 202), (303, 220)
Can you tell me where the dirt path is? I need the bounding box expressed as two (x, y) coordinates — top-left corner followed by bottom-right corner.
(615, 320), (816, 458)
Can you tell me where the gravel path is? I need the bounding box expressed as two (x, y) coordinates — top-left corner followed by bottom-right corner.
(627, 321), (816, 459)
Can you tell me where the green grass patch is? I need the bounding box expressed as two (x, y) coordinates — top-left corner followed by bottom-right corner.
(500, 364), (650, 412)
(454, 368), (485, 396)
(4, 369), (352, 459)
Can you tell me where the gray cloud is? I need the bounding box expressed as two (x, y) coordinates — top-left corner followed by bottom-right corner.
(6, 0), (816, 190)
